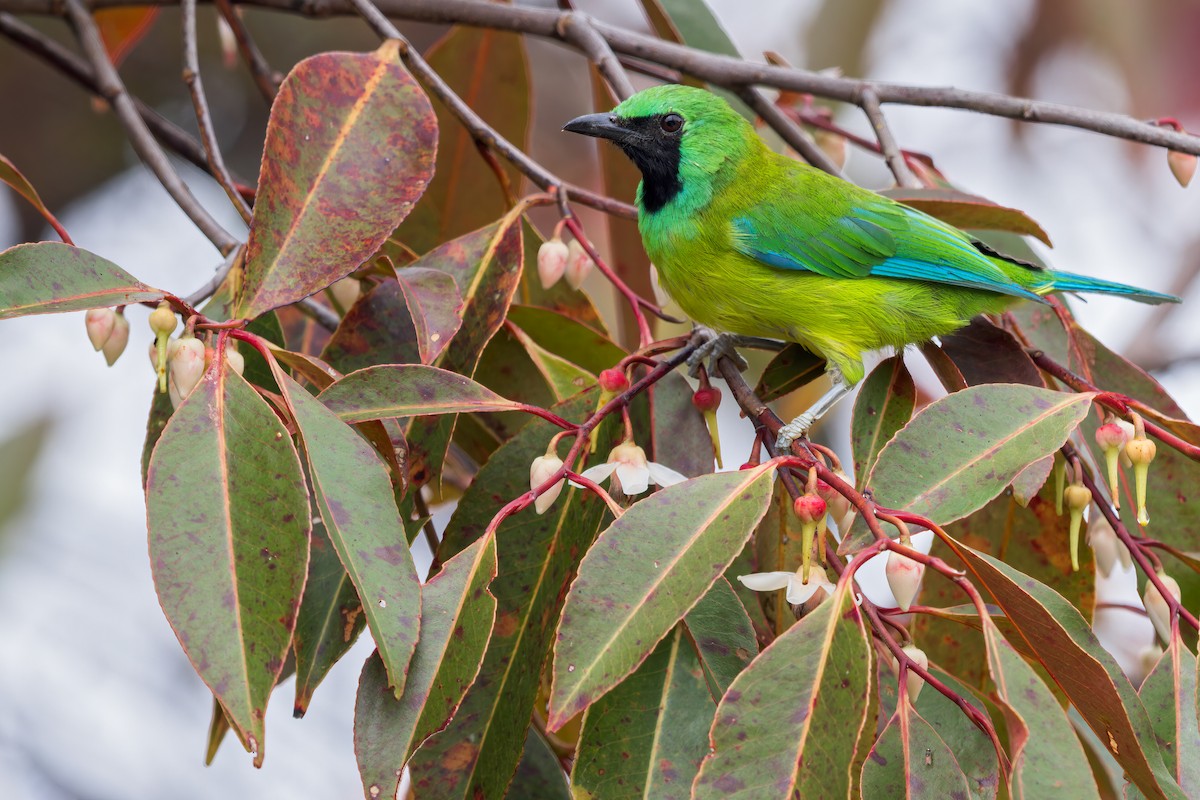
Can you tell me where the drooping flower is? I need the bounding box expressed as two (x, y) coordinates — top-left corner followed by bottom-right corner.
(529, 447), (566, 515)
(576, 439), (686, 496)
(537, 238), (569, 289)
(737, 566), (836, 607)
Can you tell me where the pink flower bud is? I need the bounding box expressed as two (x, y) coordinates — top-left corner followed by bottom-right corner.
(598, 368), (630, 394)
(537, 238), (570, 290)
(225, 347), (245, 376)
(885, 550), (924, 611)
(565, 239), (593, 290)
(1144, 573), (1181, 645)
(815, 472), (852, 528)
(792, 493), (826, 523)
(1095, 422), (1129, 452)
(168, 337), (207, 406)
(85, 307), (116, 351)
(891, 644), (928, 703)
(102, 311), (130, 366)
(530, 453), (566, 514)
(691, 386), (722, 413)
(1168, 150), (1197, 187)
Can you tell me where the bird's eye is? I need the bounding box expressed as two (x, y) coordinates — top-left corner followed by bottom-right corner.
(660, 114), (684, 134)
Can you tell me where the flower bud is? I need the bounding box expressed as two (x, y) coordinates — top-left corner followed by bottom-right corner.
(149, 301), (177, 337)
(530, 451), (566, 514)
(816, 471), (853, 531)
(1144, 572), (1181, 645)
(224, 346), (245, 376)
(168, 337), (207, 406)
(598, 368), (630, 395)
(1086, 510), (1129, 577)
(1138, 643), (1164, 681)
(692, 387), (723, 468)
(537, 238), (570, 290)
(891, 644), (928, 704)
(886, 549), (925, 612)
(102, 310), (130, 366)
(565, 239), (593, 290)
(1064, 483), (1091, 571)
(1095, 421), (1129, 509)
(793, 493), (827, 581)
(85, 307), (116, 351)
(1168, 150), (1197, 188)
(1125, 435), (1156, 526)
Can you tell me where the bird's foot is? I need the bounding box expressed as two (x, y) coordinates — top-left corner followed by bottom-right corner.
(687, 328), (749, 377)
(775, 414), (814, 454)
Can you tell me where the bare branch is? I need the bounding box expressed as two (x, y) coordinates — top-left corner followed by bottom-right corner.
(859, 87), (919, 188)
(735, 87), (843, 176)
(213, 0), (281, 103)
(557, 11), (634, 101)
(182, 0), (254, 223)
(61, 0), (240, 255)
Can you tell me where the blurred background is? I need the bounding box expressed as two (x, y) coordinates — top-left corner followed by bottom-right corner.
(2, 0), (1198, 796)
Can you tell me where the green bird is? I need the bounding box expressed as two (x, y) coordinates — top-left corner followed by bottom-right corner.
(564, 85), (1178, 449)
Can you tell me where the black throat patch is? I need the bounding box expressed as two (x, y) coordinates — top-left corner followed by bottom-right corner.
(617, 116), (683, 214)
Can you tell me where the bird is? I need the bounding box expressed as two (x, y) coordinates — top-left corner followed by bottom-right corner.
(563, 85), (1178, 451)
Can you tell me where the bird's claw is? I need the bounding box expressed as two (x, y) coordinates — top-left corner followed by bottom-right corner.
(687, 330), (749, 377)
(775, 414), (814, 454)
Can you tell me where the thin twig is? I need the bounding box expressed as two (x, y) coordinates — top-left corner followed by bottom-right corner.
(735, 86), (843, 176)
(859, 87), (919, 188)
(61, 0), (240, 255)
(557, 11), (635, 101)
(213, 0), (281, 103)
(182, 0), (254, 223)
(296, 296), (340, 331)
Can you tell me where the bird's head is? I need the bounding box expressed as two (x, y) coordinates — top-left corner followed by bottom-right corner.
(563, 85), (756, 213)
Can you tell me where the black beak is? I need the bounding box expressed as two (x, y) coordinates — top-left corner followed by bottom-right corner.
(563, 113), (627, 142)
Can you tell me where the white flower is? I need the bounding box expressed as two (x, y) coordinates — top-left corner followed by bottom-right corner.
(737, 566), (835, 606)
(530, 453), (566, 514)
(576, 440), (686, 496)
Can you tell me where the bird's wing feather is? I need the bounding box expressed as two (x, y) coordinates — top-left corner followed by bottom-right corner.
(730, 190), (1043, 301)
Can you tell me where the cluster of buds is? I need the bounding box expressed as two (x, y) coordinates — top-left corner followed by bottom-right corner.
(537, 233), (594, 291)
(794, 469), (827, 582)
(1086, 509), (1131, 578)
(891, 644), (928, 704)
(84, 307), (130, 366)
(1062, 459), (1092, 572)
(691, 369), (723, 468)
(1143, 571), (1181, 644)
(1124, 414), (1156, 526)
(529, 442), (566, 515)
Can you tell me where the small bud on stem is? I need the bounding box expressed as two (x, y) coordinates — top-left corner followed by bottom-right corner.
(1144, 572), (1181, 645)
(1095, 420), (1129, 509)
(1064, 460), (1091, 572)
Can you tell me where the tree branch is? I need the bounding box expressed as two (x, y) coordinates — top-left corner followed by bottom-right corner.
(213, 0), (280, 103)
(557, 11), (634, 102)
(734, 87), (843, 176)
(859, 87), (919, 188)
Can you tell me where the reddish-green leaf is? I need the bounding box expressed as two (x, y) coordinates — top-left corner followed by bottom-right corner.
(397, 27), (529, 254)
(1138, 634), (1200, 794)
(318, 365), (521, 423)
(1011, 454), (1054, 507)
(947, 544), (1187, 800)
(864, 384), (1093, 525)
(292, 517), (365, 717)
(914, 667), (1001, 799)
(982, 617), (1101, 798)
(507, 322), (594, 402)
(354, 535), (497, 800)
(509, 729), (571, 799)
(504, 305), (624, 374)
(274, 367), (421, 696)
(146, 362), (310, 765)
(570, 626), (715, 800)
(684, 577), (759, 699)
(851, 355), (915, 486)
(860, 702), (974, 799)
(0, 154), (70, 242)
(322, 280), (423, 371)
(396, 267), (463, 364)
(237, 41), (437, 318)
(693, 581), (871, 798)
(940, 317), (1046, 388)
(0, 242), (162, 319)
(752, 344), (826, 403)
(651, 371), (715, 478)
(883, 187), (1052, 246)
(548, 465), (776, 729)
(408, 392), (614, 799)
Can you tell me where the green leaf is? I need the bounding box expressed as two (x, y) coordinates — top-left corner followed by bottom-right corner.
(354, 535), (497, 800)
(0, 242), (162, 319)
(651, 371), (715, 478)
(507, 728), (570, 800)
(1011, 454), (1054, 507)
(507, 322), (594, 402)
(940, 317), (1046, 388)
(408, 392), (615, 799)
(860, 702), (974, 799)
(0, 153), (70, 242)
(915, 668), (1000, 799)
(752, 343), (826, 403)
(548, 465), (776, 728)
(982, 617), (1101, 798)
(318, 364), (522, 424)
(146, 362), (310, 765)
(292, 516), (365, 717)
(693, 581), (872, 798)
(504, 305), (624, 374)
(237, 41), (437, 318)
(321, 280), (423, 372)
(396, 267), (463, 365)
(684, 577), (759, 699)
(274, 367), (421, 696)
(882, 187), (1052, 246)
(1138, 634), (1200, 794)
(864, 384), (1093, 525)
(947, 544), (1187, 800)
(397, 27), (529, 254)
(570, 626), (715, 800)
(851, 354), (915, 485)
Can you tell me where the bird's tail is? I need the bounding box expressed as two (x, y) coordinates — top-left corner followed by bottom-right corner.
(1041, 270), (1180, 305)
